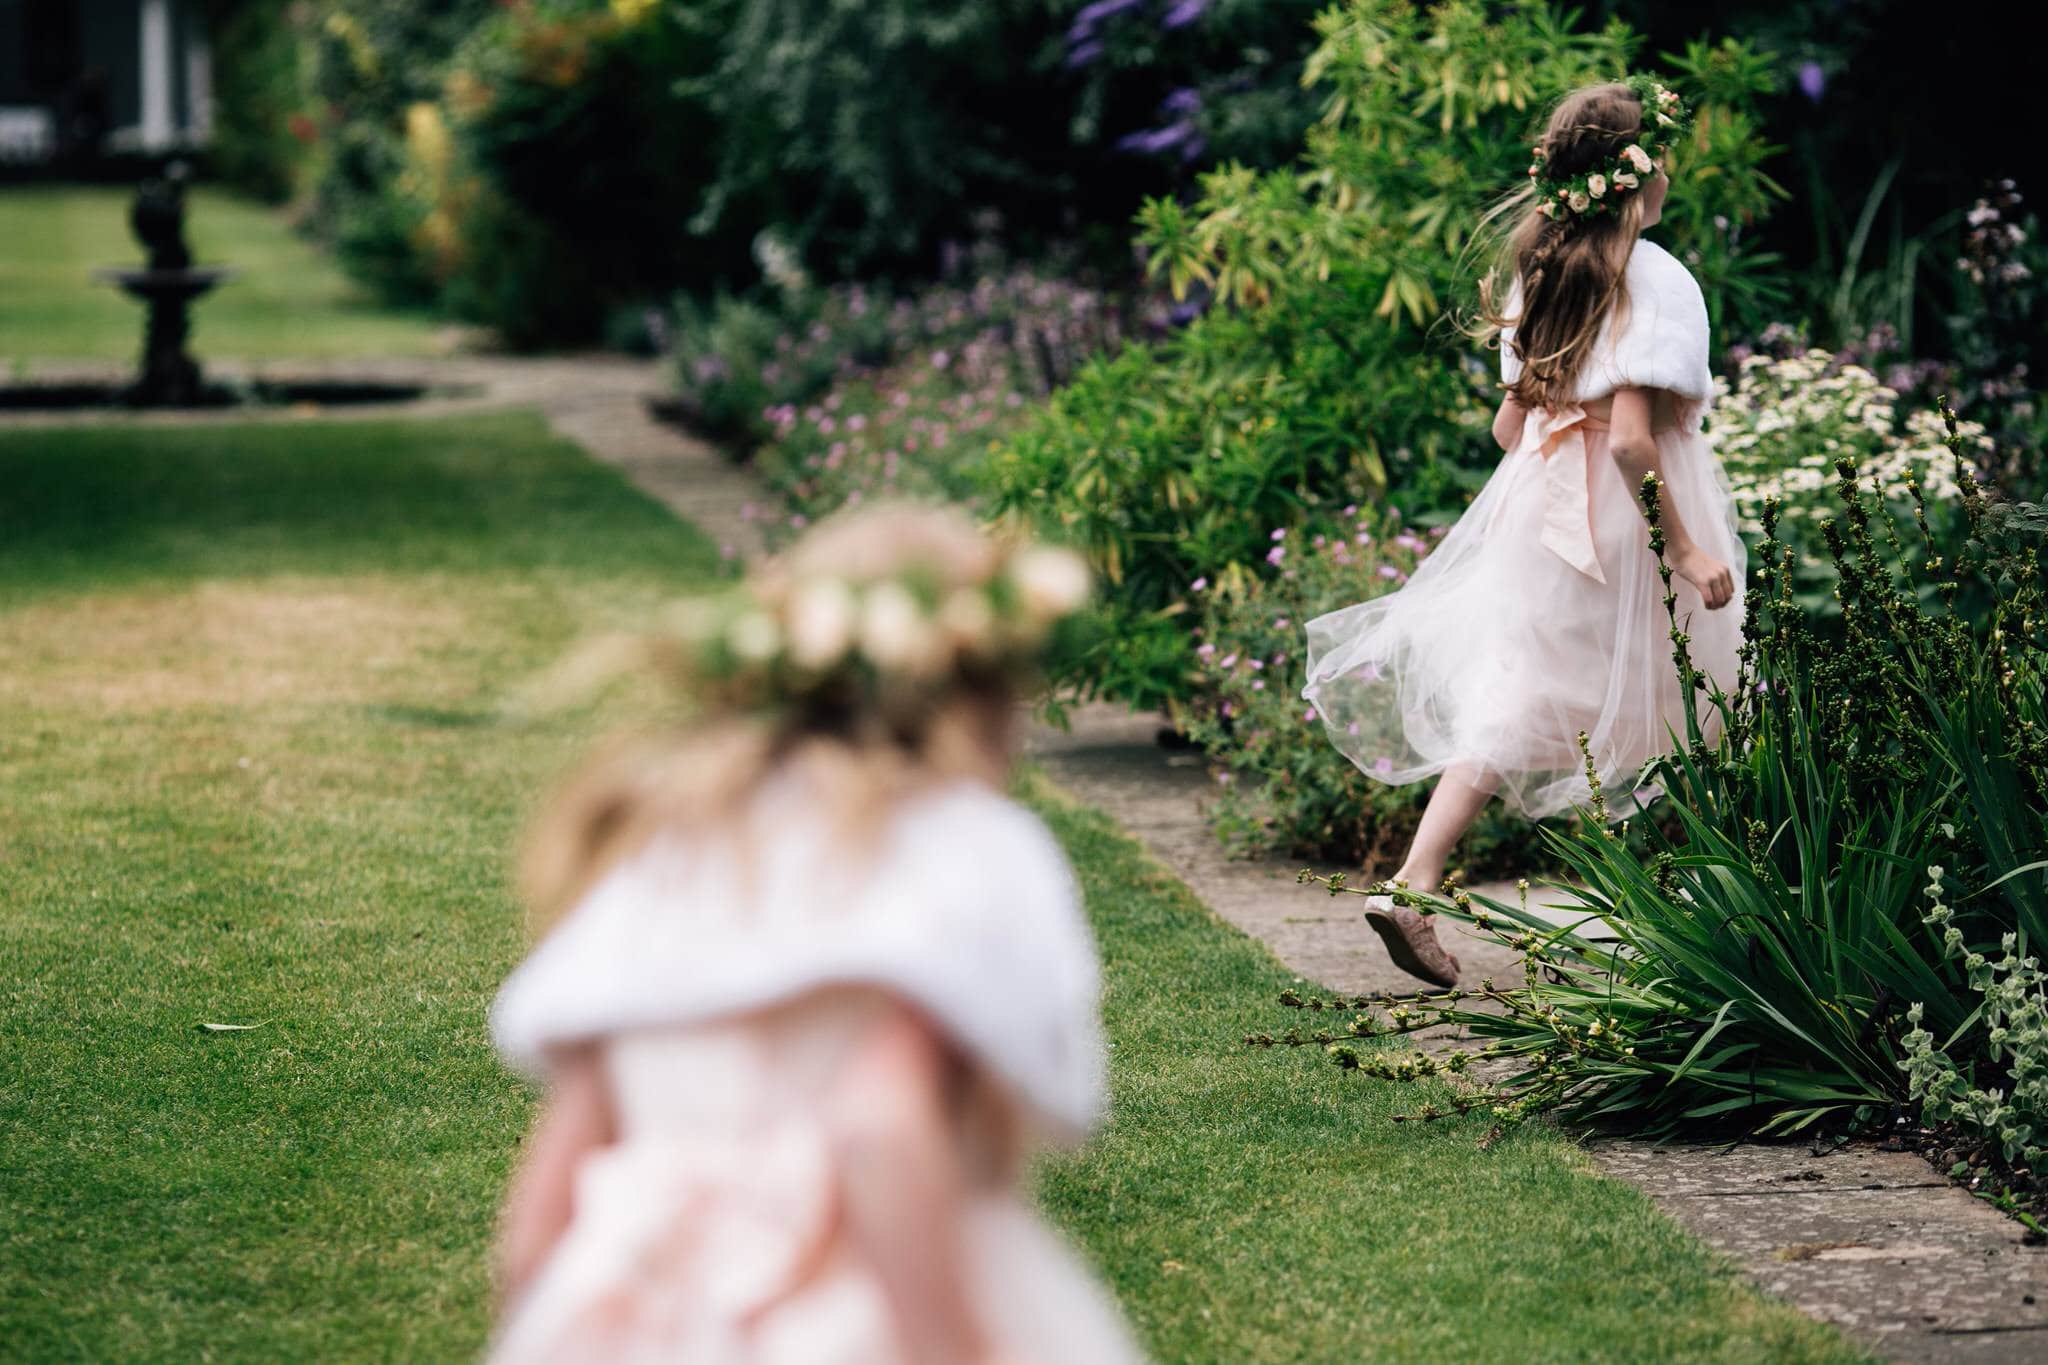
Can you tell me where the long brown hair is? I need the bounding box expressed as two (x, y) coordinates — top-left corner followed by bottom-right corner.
(518, 504), (1023, 930)
(1474, 82), (1650, 410)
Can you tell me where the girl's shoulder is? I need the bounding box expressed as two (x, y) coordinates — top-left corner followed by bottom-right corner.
(1625, 237), (1706, 312)
(489, 779), (1107, 1138)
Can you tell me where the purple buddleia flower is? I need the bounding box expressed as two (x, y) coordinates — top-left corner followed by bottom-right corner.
(1078, 0), (1145, 25)
(1160, 87), (1202, 117)
(1180, 134), (1206, 164)
(1116, 120), (1197, 155)
(1797, 61), (1826, 102)
(1161, 0), (1210, 29)
(1064, 39), (1105, 69)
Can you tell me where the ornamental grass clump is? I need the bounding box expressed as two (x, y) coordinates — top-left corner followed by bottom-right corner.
(1267, 400), (2048, 1151)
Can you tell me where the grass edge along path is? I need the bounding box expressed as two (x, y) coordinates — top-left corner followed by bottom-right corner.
(1024, 773), (1867, 1364)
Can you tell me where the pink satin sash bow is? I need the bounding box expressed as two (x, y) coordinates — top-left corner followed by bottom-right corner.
(1516, 404), (1607, 584)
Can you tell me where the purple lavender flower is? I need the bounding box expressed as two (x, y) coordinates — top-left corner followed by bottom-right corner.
(1161, 0), (1209, 29)
(1797, 61), (1826, 102)
(1160, 87), (1203, 117)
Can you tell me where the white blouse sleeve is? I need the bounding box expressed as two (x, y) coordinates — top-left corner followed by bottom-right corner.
(487, 784), (1108, 1144)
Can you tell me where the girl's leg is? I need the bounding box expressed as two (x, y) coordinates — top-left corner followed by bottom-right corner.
(1392, 764), (1499, 893)
(1364, 765), (1498, 989)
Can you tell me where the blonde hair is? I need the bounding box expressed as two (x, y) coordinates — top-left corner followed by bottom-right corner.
(1472, 82), (1651, 410)
(519, 503), (1025, 928)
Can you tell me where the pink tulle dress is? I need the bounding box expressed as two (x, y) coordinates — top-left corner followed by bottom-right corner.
(1303, 239), (1746, 818)
(487, 778), (1144, 1364)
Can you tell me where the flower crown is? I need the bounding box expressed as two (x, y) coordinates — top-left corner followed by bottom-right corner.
(1527, 75), (1692, 221)
(655, 541), (1093, 717)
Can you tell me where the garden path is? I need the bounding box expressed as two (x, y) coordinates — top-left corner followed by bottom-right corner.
(26, 358), (2039, 1360)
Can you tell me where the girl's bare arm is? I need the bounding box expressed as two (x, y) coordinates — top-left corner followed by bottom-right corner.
(825, 1001), (996, 1365)
(496, 1044), (615, 1308)
(1492, 394), (1527, 452)
(1605, 387), (1735, 609)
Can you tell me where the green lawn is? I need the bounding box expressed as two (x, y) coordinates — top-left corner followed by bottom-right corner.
(0, 186), (445, 362)
(0, 412), (1857, 1361)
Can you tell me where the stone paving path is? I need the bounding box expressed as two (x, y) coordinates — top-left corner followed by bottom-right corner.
(19, 355), (2045, 1359)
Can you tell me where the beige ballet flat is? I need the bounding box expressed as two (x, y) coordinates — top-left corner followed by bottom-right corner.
(1363, 897), (1462, 989)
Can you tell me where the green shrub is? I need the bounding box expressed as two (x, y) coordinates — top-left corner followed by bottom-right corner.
(1278, 407), (2048, 1148)
(198, 0), (315, 202)
(436, 0), (742, 345)
(982, 0), (1787, 714)
(1181, 507), (1554, 872)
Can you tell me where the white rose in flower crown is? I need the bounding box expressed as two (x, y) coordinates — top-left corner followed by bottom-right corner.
(860, 581), (945, 677)
(1613, 170), (1639, 190)
(1587, 173), (1607, 199)
(937, 587), (997, 652)
(786, 578), (858, 668)
(1655, 112), (1675, 128)
(728, 611), (781, 663)
(1568, 190), (1590, 214)
(1009, 546), (1093, 623)
(1623, 144), (1654, 174)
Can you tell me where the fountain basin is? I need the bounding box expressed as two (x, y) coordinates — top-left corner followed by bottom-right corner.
(93, 265), (237, 303)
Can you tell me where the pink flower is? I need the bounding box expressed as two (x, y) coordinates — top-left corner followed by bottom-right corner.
(1252, 679), (1265, 690)
(1270, 528), (1287, 541)
(1266, 546), (1286, 566)
(1272, 617), (1289, 629)
(1303, 708), (1318, 723)
(1356, 532), (1373, 545)
(1197, 642), (1217, 659)
(1346, 721), (1360, 737)
(1219, 653), (1238, 669)
(1377, 565), (1398, 579)
(1190, 576), (1208, 592)
(1374, 756), (1394, 775)
(1249, 659), (1263, 670)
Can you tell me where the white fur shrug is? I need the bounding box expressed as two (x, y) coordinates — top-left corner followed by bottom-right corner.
(489, 779), (1108, 1144)
(1499, 237), (1714, 410)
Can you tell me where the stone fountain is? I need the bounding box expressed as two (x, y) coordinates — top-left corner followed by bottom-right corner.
(95, 161), (235, 406)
